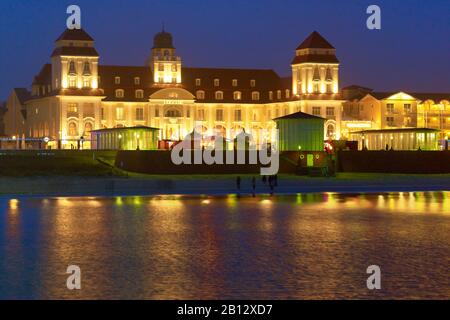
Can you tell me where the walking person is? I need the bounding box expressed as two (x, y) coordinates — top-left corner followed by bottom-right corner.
(236, 176), (241, 196)
(268, 176), (274, 196)
(252, 176), (256, 197)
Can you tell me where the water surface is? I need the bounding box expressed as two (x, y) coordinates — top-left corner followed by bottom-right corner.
(0, 192), (449, 299)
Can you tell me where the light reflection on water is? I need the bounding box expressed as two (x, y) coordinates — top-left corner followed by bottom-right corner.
(0, 192), (449, 300)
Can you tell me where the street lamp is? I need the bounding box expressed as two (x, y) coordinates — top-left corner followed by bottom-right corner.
(118, 134), (123, 150)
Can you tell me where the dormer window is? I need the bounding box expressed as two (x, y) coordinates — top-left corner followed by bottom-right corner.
(269, 91), (273, 100)
(251, 91), (260, 101)
(277, 90), (281, 99)
(195, 78), (201, 86)
(233, 91), (242, 101)
(134, 77), (141, 85)
(135, 90), (144, 99)
(232, 79), (238, 87)
(215, 91), (223, 100)
(68, 61), (76, 75)
(115, 77), (121, 85)
(214, 79), (220, 87)
(285, 90), (290, 98)
(82, 62), (91, 76)
(196, 90), (205, 100)
(115, 89), (124, 98)
(250, 80), (256, 87)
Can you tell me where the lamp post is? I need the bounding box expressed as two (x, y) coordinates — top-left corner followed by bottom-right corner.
(118, 134), (123, 150)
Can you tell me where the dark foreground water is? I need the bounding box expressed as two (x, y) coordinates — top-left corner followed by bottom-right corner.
(0, 192), (449, 300)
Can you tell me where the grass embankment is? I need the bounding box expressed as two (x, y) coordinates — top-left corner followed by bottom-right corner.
(0, 150), (120, 177)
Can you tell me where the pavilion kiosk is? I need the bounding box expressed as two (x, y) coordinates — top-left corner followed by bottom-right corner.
(91, 126), (160, 150)
(274, 112), (328, 173)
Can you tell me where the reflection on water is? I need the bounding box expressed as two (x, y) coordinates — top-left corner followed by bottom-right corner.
(0, 192), (449, 300)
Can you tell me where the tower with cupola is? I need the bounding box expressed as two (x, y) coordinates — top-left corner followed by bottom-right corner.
(50, 28), (100, 90)
(291, 31), (339, 96)
(148, 28), (182, 85)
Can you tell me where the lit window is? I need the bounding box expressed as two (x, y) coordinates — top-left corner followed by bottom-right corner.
(215, 91), (223, 100)
(115, 77), (121, 85)
(277, 90), (281, 99)
(250, 80), (256, 87)
(233, 91), (242, 100)
(196, 90), (205, 100)
(285, 90), (290, 98)
(251, 91), (260, 101)
(84, 122), (93, 137)
(166, 109), (182, 117)
(232, 79), (238, 87)
(172, 64), (177, 72)
(269, 91), (273, 100)
(158, 64), (164, 72)
(135, 90), (144, 99)
(68, 122), (78, 136)
(312, 107), (321, 116)
(386, 103), (394, 113)
(67, 103), (78, 114)
(216, 109), (224, 121)
(116, 107), (124, 120)
(386, 116), (395, 126)
(234, 110), (242, 122)
(134, 77), (141, 85)
(136, 108), (144, 121)
(68, 77), (77, 88)
(115, 89), (124, 98)
(214, 79), (220, 87)
(83, 62), (91, 76)
(83, 78), (90, 88)
(326, 107), (335, 117)
(195, 78), (201, 86)
(68, 61), (76, 75)
(404, 104), (412, 113)
(198, 109), (205, 121)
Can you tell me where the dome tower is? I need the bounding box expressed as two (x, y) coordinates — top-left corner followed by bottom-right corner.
(148, 26), (182, 85)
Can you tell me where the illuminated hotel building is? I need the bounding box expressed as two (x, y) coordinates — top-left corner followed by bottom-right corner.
(3, 28), (342, 149)
(2, 27), (448, 150)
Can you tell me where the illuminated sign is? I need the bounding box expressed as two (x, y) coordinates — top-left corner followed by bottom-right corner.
(346, 122), (372, 128)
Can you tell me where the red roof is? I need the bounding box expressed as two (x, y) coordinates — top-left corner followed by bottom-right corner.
(296, 31), (335, 50)
(55, 29), (94, 42)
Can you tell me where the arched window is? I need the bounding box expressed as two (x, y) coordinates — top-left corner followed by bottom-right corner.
(251, 91), (260, 101)
(84, 122), (93, 137)
(165, 109), (182, 117)
(214, 125), (227, 138)
(68, 61), (76, 75)
(327, 123), (336, 140)
(214, 79), (220, 87)
(215, 91), (224, 100)
(83, 62), (91, 76)
(68, 122), (78, 136)
(233, 91), (242, 101)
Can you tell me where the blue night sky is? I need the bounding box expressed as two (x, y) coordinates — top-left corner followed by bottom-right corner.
(0, 0), (449, 101)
